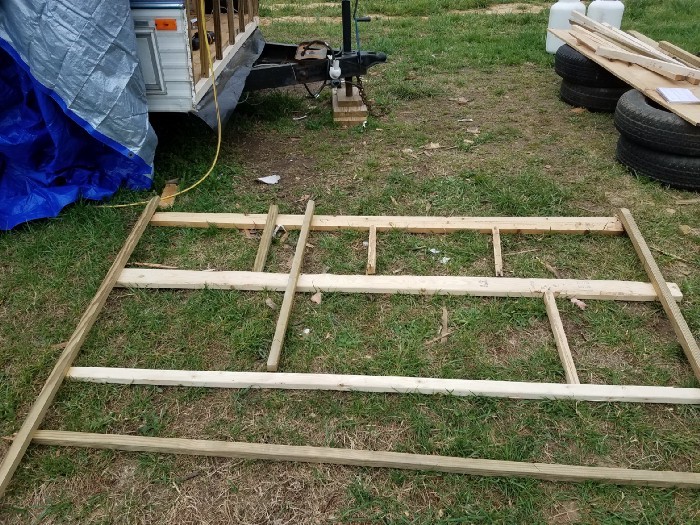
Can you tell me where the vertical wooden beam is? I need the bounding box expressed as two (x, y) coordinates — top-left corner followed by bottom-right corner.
(492, 226), (503, 277)
(0, 197), (160, 498)
(366, 225), (377, 275)
(226, 0), (235, 45)
(618, 208), (700, 382)
(253, 205), (279, 272)
(237, 0), (245, 35)
(195, 0), (210, 78)
(212, 0), (223, 60)
(544, 291), (580, 384)
(267, 201), (315, 371)
(185, 0), (197, 78)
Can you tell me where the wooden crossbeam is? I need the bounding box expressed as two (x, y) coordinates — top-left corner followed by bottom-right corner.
(116, 269), (683, 302)
(150, 213), (625, 234)
(67, 368), (700, 404)
(544, 291), (580, 384)
(366, 225), (377, 275)
(31, 430), (700, 488)
(252, 204), (278, 272)
(619, 209), (700, 382)
(267, 201), (315, 371)
(0, 198), (160, 498)
(492, 226), (503, 277)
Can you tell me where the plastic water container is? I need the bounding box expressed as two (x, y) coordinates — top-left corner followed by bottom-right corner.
(546, 0), (586, 54)
(587, 0), (625, 28)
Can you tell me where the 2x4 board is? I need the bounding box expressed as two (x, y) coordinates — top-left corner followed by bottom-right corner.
(1, 198), (699, 496)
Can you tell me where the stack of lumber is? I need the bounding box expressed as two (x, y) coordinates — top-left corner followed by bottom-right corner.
(549, 13), (700, 126)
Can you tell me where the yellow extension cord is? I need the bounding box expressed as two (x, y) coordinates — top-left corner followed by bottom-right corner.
(102, 0), (222, 209)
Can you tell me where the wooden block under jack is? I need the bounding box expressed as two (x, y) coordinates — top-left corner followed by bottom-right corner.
(333, 88), (368, 127)
(334, 86), (364, 107)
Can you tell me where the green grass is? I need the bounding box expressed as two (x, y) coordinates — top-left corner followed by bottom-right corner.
(2, 0), (700, 522)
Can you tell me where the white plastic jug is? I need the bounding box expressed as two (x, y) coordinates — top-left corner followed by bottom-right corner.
(546, 0), (586, 54)
(587, 0), (625, 28)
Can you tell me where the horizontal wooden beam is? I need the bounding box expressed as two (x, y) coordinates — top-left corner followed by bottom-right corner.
(116, 269), (683, 302)
(31, 430), (700, 488)
(150, 213), (624, 234)
(67, 368), (700, 404)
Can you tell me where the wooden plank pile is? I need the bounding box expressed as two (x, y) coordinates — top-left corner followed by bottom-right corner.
(549, 13), (700, 126)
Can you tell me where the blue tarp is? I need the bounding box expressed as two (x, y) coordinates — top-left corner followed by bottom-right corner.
(0, 0), (157, 230)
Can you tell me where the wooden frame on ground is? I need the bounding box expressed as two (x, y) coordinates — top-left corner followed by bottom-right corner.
(1, 203), (699, 496)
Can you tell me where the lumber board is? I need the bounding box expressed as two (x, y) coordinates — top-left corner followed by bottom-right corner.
(67, 368), (700, 405)
(627, 30), (660, 50)
(492, 226), (503, 277)
(618, 209), (700, 382)
(366, 224), (377, 275)
(252, 204), (278, 272)
(569, 12), (682, 65)
(659, 41), (700, 69)
(596, 46), (699, 82)
(544, 291), (580, 384)
(550, 29), (700, 126)
(31, 431), (700, 487)
(0, 197), (160, 498)
(267, 200), (314, 371)
(116, 269), (684, 302)
(150, 213), (625, 234)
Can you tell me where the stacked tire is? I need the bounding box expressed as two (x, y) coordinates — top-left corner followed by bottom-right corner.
(555, 45), (630, 112)
(615, 90), (700, 190)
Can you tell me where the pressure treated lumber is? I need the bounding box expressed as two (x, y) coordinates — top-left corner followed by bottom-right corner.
(596, 47), (700, 82)
(618, 208), (700, 382)
(0, 197), (160, 499)
(150, 213), (625, 234)
(659, 41), (700, 69)
(267, 200), (314, 371)
(252, 204), (278, 272)
(67, 368), (700, 404)
(116, 269), (684, 302)
(492, 227), (503, 277)
(31, 430), (700, 487)
(366, 225), (377, 275)
(544, 292), (580, 384)
(550, 29), (700, 126)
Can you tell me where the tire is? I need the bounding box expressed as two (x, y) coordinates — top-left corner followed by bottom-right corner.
(616, 135), (700, 190)
(615, 90), (700, 157)
(554, 45), (628, 88)
(560, 80), (630, 112)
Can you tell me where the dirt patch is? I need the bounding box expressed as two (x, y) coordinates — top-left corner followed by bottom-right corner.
(456, 3), (546, 15)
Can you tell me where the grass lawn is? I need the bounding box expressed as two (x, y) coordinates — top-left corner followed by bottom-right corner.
(2, 0), (700, 522)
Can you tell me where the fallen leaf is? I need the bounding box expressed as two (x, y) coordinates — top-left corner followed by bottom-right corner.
(429, 248), (440, 254)
(440, 256), (451, 264)
(390, 196), (399, 206)
(571, 297), (587, 310)
(466, 127), (480, 135)
(422, 142), (441, 150)
(310, 291), (323, 304)
(242, 229), (256, 239)
(401, 148), (414, 154)
(463, 139), (475, 146)
(570, 107), (586, 114)
(257, 175), (280, 185)
(680, 224), (692, 235)
(265, 298), (277, 310)
(297, 194), (311, 203)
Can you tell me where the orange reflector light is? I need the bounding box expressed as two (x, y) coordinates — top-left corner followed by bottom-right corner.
(155, 18), (177, 30)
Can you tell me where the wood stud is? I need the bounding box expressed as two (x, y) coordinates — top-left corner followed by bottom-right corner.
(492, 226), (503, 277)
(267, 201), (315, 371)
(252, 204), (278, 272)
(367, 225), (377, 275)
(2, 205), (699, 496)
